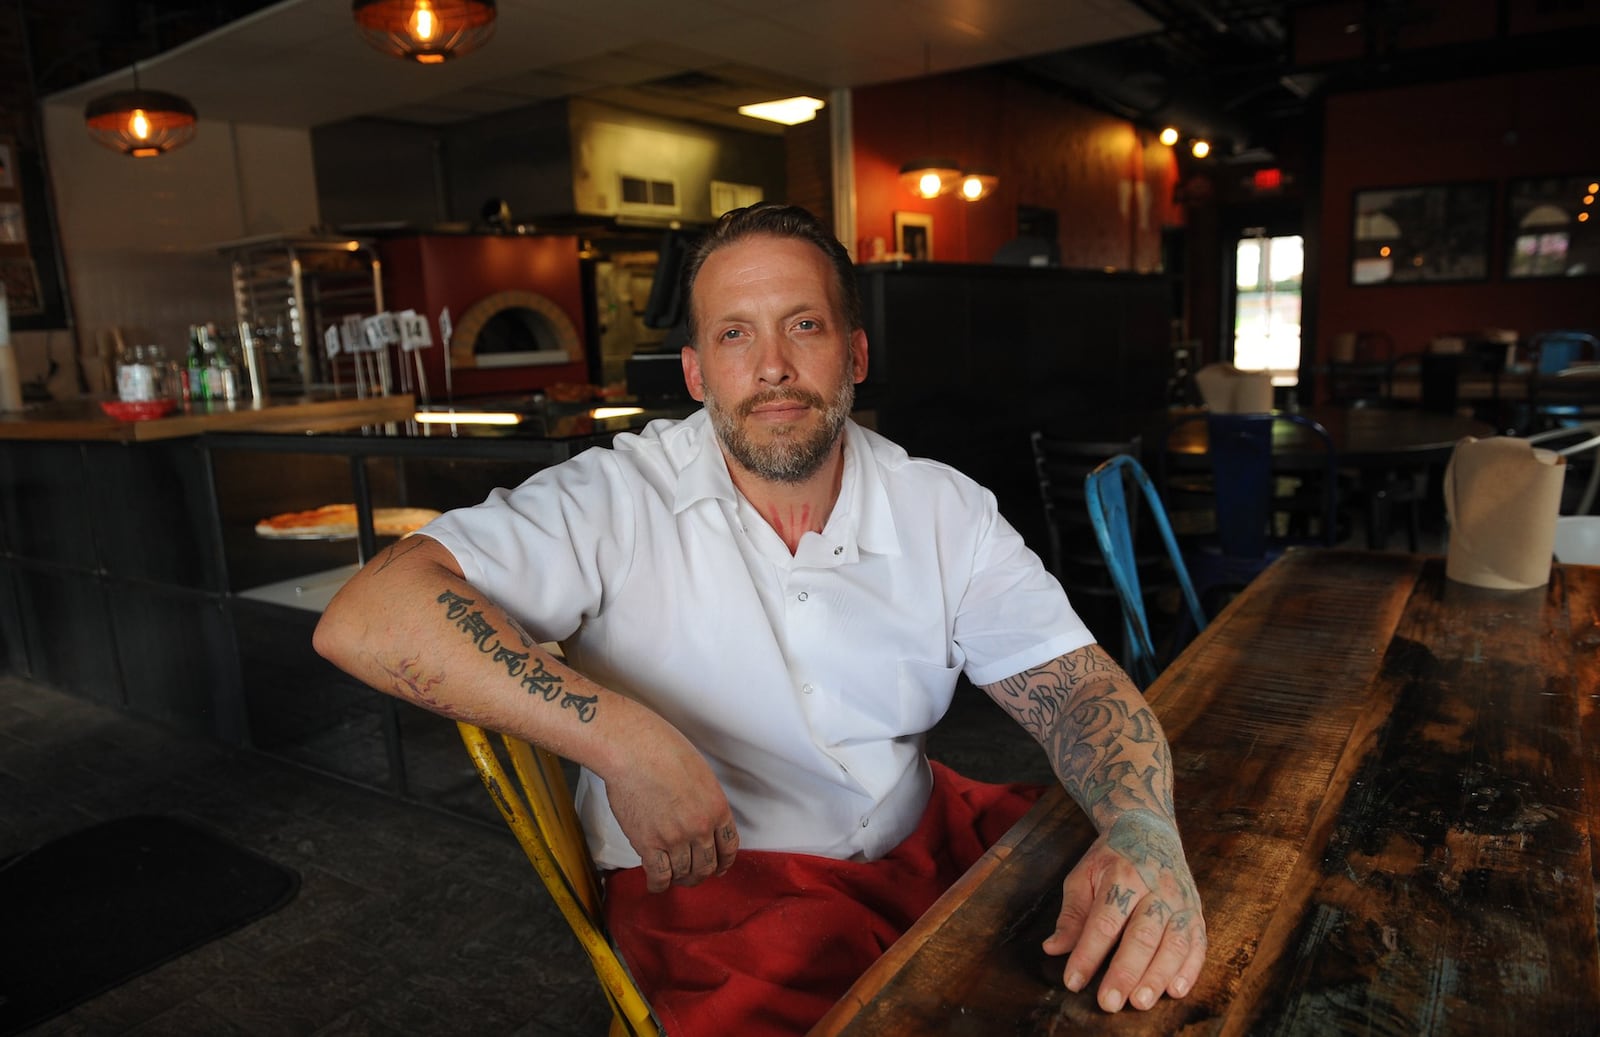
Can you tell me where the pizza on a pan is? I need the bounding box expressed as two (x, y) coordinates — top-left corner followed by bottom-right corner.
(255, 504), (441, 539)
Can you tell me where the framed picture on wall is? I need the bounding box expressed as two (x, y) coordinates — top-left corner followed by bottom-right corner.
(893, 211), (934, 262)
(1350, 183), (1493, 285)
(1504, 173), (1599, 279)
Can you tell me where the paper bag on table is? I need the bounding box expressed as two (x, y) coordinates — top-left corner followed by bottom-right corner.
(1444, 436), (1565, 589)
(1194, 363), (1274, 414)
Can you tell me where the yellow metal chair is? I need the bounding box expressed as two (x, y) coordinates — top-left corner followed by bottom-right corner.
(457, 722), (659, 1037)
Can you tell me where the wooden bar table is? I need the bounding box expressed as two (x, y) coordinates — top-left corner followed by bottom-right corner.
(812, 549), (1600, 1036)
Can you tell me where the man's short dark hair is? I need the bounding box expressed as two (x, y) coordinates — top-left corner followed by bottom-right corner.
(681, 203), (862, 344)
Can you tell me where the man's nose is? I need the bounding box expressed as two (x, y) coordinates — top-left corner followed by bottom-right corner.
(754, 337), (796, 384)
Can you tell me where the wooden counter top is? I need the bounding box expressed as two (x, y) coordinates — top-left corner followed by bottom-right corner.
(0, 394), (416, 443)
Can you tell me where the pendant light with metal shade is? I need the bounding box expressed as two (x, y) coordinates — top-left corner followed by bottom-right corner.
(352, 0), (498, 64)
(897, 44), (998, 202)
(83, 65), (197, 159)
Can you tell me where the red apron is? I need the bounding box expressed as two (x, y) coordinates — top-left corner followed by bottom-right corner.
(604, 761), (1045, 1036)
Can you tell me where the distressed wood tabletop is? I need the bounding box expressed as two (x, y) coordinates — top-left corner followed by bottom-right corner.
(811, 549), (1600, 1036)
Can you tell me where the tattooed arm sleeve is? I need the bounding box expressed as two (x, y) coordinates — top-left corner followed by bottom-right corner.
(979, 642), (1176, 833)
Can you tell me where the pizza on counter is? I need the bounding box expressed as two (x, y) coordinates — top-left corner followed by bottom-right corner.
(254, 504), (442, 539)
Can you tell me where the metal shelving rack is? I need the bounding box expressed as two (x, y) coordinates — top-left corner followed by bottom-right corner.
(221, 235), (384, 394)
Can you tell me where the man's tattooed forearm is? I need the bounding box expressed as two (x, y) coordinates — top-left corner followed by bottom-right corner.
(434, 589), (597, 722)
(987, 649), (1175, 824)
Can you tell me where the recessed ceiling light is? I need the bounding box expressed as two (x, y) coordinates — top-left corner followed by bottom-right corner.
(738, 96), (826, 126)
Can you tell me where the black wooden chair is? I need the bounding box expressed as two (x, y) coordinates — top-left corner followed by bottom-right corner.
(1030, 431), (1182, 674)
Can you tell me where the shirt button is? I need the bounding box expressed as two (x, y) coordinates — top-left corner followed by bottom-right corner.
(797, 591), (808, 602)
(801, 683), (814, 695)
(860, 817), (870, 828)
(834, 546), (843, 555)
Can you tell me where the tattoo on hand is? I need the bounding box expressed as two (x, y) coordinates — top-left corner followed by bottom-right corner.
(433, 589), (597, 723)
(1105, 883), (1135, 915)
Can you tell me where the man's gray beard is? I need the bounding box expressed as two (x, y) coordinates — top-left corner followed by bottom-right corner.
(706, 375), (855, 484)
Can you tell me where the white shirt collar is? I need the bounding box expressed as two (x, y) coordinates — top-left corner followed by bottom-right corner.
(669, 410), (902, 559)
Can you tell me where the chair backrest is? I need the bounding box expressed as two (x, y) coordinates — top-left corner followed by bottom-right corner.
(1030, 430), (1142, 578)
(457, 723), (659, 1037)
(1199, 412), (1340, 558)
(1527, 423), (1600, 515)
(1032, 430), (1156, 673)
(1528, 330), (1599, 375)
(1084, 454), (1207, 687)
(1326, 330), (1396, 407)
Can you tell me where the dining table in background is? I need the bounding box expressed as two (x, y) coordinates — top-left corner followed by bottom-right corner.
(1162, 405), (1492, 470)
(810, 549), (1600, 1036)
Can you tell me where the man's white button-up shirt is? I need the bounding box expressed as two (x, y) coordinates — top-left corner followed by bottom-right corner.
(423, 410), (1092, 870)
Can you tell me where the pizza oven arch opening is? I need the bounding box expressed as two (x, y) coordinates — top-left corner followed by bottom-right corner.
(449, 289), (583, 370)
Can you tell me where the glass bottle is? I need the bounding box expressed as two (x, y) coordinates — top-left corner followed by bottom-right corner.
(186, 325), (209, 403)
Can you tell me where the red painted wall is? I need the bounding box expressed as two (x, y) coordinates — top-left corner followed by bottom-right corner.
(850, 69), (1181, 270)
(378, 234), (589, 399)
(1317, 66), (1600, 368)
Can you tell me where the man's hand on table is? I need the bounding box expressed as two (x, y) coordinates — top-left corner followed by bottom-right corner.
(1044, 809), (1206, 1012)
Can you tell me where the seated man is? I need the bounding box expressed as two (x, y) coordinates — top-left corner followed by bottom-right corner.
(314, 202), (1205, 1035)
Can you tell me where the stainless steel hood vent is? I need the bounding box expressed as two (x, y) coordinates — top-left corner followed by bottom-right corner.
(441, 97), (785, 229)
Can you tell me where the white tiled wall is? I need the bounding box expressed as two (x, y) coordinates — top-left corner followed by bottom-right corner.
(34, 102), (320, 399)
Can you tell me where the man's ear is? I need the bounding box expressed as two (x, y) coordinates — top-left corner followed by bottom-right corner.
(681, 345), (706, 402)
(850, 328), (869, 385)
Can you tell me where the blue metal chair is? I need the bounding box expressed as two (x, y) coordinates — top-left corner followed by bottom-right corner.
(1084, 454), (1207, 687)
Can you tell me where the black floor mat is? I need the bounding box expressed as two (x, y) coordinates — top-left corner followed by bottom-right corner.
(0, 814), (300, 1034)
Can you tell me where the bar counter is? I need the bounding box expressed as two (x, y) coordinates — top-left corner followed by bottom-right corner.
(0, 392), (676, 767)
(0, 393), (417, 442)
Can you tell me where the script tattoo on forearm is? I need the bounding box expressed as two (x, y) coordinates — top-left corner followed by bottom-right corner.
(433, 589), (598, 722)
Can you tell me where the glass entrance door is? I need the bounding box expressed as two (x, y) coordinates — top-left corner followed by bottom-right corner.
(1231, 230), (1303, 386)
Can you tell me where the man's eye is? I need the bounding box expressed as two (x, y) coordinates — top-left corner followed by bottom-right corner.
(795, 319), (818, 331)
(720, 328), (744, 342)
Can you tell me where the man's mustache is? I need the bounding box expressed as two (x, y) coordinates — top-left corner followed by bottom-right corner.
(735, 388), (824, 419)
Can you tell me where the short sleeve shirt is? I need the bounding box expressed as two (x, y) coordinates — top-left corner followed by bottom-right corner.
(421, 410), (1092, 869)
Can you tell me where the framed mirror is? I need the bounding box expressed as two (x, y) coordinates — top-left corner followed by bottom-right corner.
(1504, 174), (1599, 279)
(1350, 183), (1492, 285)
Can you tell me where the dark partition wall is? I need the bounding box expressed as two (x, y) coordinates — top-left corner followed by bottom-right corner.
(857, 263), (1175, 554)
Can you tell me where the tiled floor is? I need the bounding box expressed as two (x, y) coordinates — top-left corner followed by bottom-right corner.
(0, 674), (1050, 1036)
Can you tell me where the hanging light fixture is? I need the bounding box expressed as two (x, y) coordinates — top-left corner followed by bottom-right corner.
(83, 65), (197, 159)
(352, 0), (497, 64)
(899, 158), (963, 200)
(958, 169), (999, 202)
